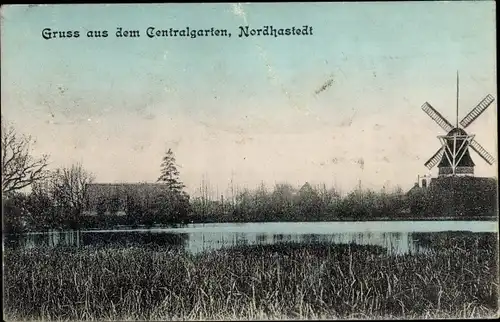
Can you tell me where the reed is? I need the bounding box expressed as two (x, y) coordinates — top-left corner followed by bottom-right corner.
(3, 236), (498, 321)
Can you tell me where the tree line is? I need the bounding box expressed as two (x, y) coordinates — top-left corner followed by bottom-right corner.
(188, 182), (409, 223)
(2, 118), (496, 234)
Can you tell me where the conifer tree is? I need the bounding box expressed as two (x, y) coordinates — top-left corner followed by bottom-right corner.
(157, 148), (185, 194)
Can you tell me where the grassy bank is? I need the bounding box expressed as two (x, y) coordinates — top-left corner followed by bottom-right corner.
(3, 236), (498, 320)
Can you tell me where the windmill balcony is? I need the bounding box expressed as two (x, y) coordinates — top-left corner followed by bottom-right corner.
(438, 166), (474, 177)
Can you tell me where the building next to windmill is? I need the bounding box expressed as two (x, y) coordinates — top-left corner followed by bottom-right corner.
(408, 73), (497, 219)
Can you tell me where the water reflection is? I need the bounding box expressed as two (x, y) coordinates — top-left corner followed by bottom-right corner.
(183, 231), (428, 255)
(3, 230), (429, 255)
(4, 221), (496, 256)
(5, 231), (188, 250)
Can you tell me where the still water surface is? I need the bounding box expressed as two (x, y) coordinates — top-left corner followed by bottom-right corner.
(5, 221), (497, 255)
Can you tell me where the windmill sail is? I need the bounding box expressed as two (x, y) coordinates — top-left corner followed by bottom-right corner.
(459, 94), (495, 128)
(424, 148), (444, 169)
(470, 139), (495, 165)
(421, 102), (454, 132)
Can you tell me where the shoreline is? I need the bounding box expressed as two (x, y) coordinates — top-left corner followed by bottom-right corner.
(4, 217), (497, 235)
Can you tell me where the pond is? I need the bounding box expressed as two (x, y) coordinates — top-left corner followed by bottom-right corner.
(4, 221), (498, 255)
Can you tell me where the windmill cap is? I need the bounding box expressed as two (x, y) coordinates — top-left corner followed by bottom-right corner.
(447, 127), (468, 136)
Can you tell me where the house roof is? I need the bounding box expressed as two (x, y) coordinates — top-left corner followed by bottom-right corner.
(406, 184), (423, 195)
(85, 183), (170, 197)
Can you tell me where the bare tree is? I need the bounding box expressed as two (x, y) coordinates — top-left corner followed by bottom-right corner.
(1, 119), (49, 195)
(51, 163), (95, 218)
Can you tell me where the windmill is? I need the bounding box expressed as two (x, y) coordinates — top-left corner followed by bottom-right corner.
(421, 72), (496, 177)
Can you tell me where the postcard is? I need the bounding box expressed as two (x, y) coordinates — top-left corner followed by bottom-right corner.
(1, 2), (498, 321)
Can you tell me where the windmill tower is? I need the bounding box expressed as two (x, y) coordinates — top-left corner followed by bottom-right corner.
(421, 72), (496, 177)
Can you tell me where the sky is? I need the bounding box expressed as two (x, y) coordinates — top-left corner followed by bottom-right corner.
(1, 2), (497, 198)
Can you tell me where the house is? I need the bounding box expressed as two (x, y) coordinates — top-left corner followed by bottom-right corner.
(406, 182), (423, 196)
(83, 183), (172, 216)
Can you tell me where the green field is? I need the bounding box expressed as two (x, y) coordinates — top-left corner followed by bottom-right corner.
(3, 235), (498, 321)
